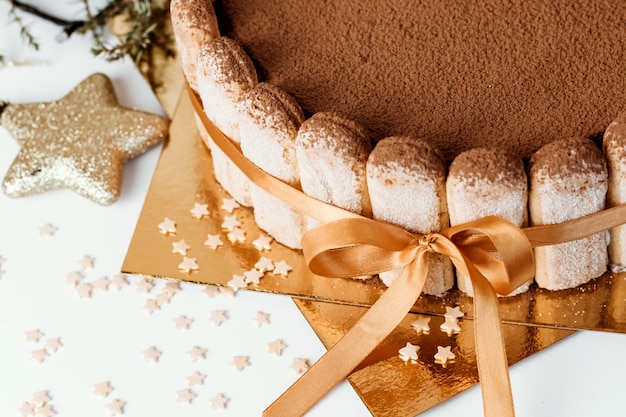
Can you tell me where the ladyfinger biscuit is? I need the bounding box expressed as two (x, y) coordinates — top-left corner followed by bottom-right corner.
(238, 82), (306, 249)
(529, 137), (609, 290)
(170, 0), (220, 91)
(296, 112), (372, 230)
(447, 147), (530, 296)
(366, 136), (453, 295)
(197, 37), (257, 206)
(603, 113), (626, 271)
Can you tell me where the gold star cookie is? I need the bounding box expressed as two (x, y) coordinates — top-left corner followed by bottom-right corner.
(1, 73), (168, 205)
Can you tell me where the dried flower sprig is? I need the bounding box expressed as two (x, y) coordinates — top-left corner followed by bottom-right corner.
(3, 0), (175, 82)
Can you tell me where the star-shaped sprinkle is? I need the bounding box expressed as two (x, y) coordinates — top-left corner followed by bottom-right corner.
(178, 257), (199, 274)
(190, 203), (209, 219)
(203, 286), (220, 298)
(227, 227), (246, 244)
(227, 274), (247, 292)
(209, 393), (229, 410)
(243, 268), (264, 285)
(221, 198), (240, 213)
(75, 282), (93, 299)
(36, 403), (55, 417)
(172, 239), (191, 256)
(440, 317), (462, 336)
(444, 306), (464, 321)
(92, 276), (110, 291)
(31, 348), (47, 363)
(164, 281), (181, 294)
(25, 329), (44, 343)
(65, 271), (82, 287)
(273, 260), (292, 277)
(186, 371), (205, 387)
(142, 299), (160, 315)
(410, 315), (431, 335)
(142, 346), (161, 363)
(155, 291), (174, 305)
(94, 381), (113, 397)
(219, 287), (235, 297)
(187, 346), (207, 362)
(32, 391), (51, 405)
(398, 342), (420, 363)
(176, 388), (197, 404)
(16, 402), (36, 417)
(253, 311), (270, 327)
(434, 346), (456, 366)
(39, 223), (57, 237)
(135, 276), (154, 294)
(158, 218), (177, 235)
(231, 355), (250, 371)
(110, 274), (128, 291)
(221, 215), (240, 231)
(0, 73), (167, 205)
(78, 255), (95, 270)
(290, 358), (310, 374)
(173, 316), (193, 330)
(209, 310), (228, 326)
(204, 234), (223, 250)
(254, 257), (274, 273)
(252, 234), (273, 251)
(45, 337), (63, 353)
(106, 399), (125, 416)
(267, 339), (287, 356)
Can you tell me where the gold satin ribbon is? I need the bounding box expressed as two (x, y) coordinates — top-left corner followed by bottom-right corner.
(187, 84), (626, 417)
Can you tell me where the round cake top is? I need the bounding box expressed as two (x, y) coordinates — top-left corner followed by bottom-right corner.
(215, 0), (626, 160)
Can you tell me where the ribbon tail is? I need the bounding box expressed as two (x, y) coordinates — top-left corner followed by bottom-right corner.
(470, 263), (515, 417)
(263, 252), (428, 417)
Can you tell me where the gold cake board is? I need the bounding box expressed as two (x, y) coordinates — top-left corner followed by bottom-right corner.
(121, 88), (576, 416)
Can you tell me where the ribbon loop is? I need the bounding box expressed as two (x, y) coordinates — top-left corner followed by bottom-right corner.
(302, 217), (421, 278)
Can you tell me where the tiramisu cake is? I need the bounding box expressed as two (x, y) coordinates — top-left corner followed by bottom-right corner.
(171, 0), (626, 294)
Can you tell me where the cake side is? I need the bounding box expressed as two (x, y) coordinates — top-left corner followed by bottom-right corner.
(171, 0), (624, 294)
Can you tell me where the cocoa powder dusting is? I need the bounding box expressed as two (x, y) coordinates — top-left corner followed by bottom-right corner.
(197, 37), (257, 88)
(530, 137), (606, 180)
(604, 112), (626, 162)
(215, 0), (626, 161)
(297, 112), (370, 155)
(369, 136), (445, 178)
(449, 147), (525, 185)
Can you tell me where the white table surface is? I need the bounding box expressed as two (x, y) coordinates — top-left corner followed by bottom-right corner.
(0, 3), (625, 416)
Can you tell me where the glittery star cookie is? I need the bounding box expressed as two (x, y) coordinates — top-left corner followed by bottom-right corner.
(1, 73), (168, 205)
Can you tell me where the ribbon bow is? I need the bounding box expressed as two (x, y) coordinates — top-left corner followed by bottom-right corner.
(264, 216), (535, 417)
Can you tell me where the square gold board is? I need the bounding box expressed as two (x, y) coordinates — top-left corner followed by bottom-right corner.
(294, 298), (575, 417)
